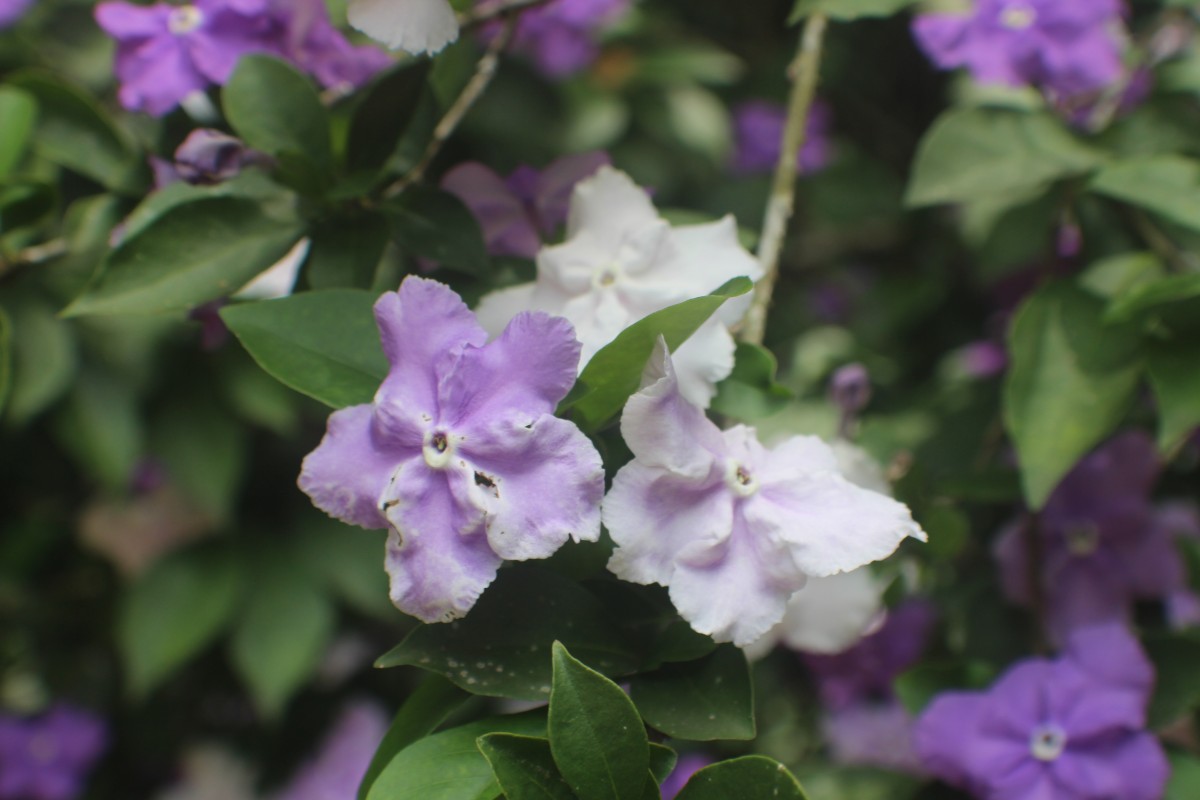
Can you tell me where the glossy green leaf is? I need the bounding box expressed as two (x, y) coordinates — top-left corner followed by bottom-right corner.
(302, 213), (390, 290)
(358, 675), (472, 800)
(1090, 156), (1200, 233)
(477, 734), (575, 800)
(674, 756), (810, 800)
(1105, 273), (1200, 324)
(564, 277), (753, 431)
(117, 171), (287, 243)
(548, 641), (649, 800)
(64, 197), (303, 317)
(346, 61), (432, 174)
(0, 87), (36, 178)
(630, 645), (754, 741)
(1145, 633), (1200, 728)
(1003, 281), (1142, 508)
(377, 566), (641, 701)
(0, 297), (77, 426)
(382, 186), (489, 276)
(1146, 338), (1200, 452)
(229, 558), (334, 718)
(119, 545), (245, 697)
(220, 289), (386, 408)
(648, 743), (678, 784)
(366, 712), (546, 800)
(790, 0), (914, 22)
(906, 109), (1103, 207)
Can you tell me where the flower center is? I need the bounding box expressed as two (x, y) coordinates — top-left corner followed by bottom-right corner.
(1065, 523), (1100, 556)
(423, 430), (454, 469)
(167, 5), (205, 35)
(1029, 724), (1067, 762)
(999, 3), (1037, 30)
(592, 263), (622, 289)
(724, 459), (759, 498)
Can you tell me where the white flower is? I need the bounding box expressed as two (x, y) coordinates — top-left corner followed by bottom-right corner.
(476, 167), (762, 407)
(347, 0), (459, 55)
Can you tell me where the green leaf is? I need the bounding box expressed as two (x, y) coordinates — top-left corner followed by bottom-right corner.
(52, 367), (142, 491)
(0, 297), (77, 426)
(1166, 752), (1200, 800)
(648, 744), (678, 784)
(150, 402), (246, 521)
(630, 645), (755, 741)
(789, 0), (914, 23)
(296, 520), (393, 618)
(302, 213), (390, 290)
(0, 87), (37, 178)
(674, 756), (810, 800)
(549, 641), (649, 800)
(0, 309), (9, 416)
(367, 712), (547, 800)
(220, 289), (386, 408)
(710, 342), (793, 422)
(119, 545), (245, 697)
(117, 171), (288, 243)
(564, 277), (753, 431)
(229, 558), (334, 718)
(376, 566), (641, 701)
(1003, 281), (1142, 508)
(346, 60), (432, 174)
(905, 109), (1103, 207)
(381, 186), (490, 276)
(1079, 252), (1165, 300)
(477, 734), (575, 800)
(64, 197), (303, 317)
(1145, 633), (1200, 728)
(223, 55), (332, 189)
(1090, 156), (1200, 233)
(1146, 338), (1200, 452)
(893, 661), (994, 716)
(0, 179), (56, 231)
(1105, 273), (1200, 324)
(358, 675), (472, 800)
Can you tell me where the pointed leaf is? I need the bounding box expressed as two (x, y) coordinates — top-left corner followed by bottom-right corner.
(674, 756), (810, 800)
(1146, 337), (1200, 451)
(630, 645), (755, 741)
(477, 734), (575, 800)
(1091, 155), (1200, 233)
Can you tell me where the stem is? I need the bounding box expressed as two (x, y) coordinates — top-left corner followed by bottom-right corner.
(740, 13), (828, 346)
(0, 238), (67, 279)
(458, 0), (554, 29)
(1130, 209), (1200, 273)
(384, 14), (518, 198)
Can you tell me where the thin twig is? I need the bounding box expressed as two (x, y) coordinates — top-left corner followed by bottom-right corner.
(383, 15), (518, 198)
(0, 238), (67, 278)
(741, 13), (829, 346)
(458, 0), (554, 30)
(1129, 209), (1200, 274)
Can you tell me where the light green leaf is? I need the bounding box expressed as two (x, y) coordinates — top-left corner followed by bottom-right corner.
(1166, 752), (1200, 800)
(1003, 281), (1142, 508)
(906, 109), (1103, 207)
(1105, 273), (1200, 324)
(220, 289), (386, 408)
(1091, 156), (1200, 233)
(0, 87), (37, 178)
(630, 645), (755, 741)
(548, 642), (649, 800)
(710, 342), (793, 422)
(674, 756), (810, 800)
(64, 197), (303, 317)
(1146, 338), (1200, 452)
(790, 0), (915, 22)
(1079, 252), (1165, 300)
(477, 734), (575, 800)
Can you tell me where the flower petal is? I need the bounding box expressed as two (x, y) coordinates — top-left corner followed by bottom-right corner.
(773, 569), (885, 654)
(474, 282), (540, 338)
(348, 0), (459, 55)
(533, 151), (611, 233)
(668, 318), (736, 409)
(442, 162), (541, 259)
(564, 165), (658, 241)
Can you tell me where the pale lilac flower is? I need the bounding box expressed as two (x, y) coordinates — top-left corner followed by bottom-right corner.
(299, 277), (603, 623)
(660, 753), (712, 800)
(0, 0), (32, 28)
(915, 624), (1168, 800)
(957, 340), (1008, 379)
(477, 0), (631, 77)
(731, 100), (833, 176)
(829, 363), (869, 438)
(273, 0), (391, 91)
(0, 705), (106, 800)
(173, 129), (263, 185)
(274, 702), (387, 800)
(823, 701), (923, 774)
(603, 342), (924, 647)
(347, 0), (458, 55)
(912, 0), (1126, 99)
(993, 431), (1186, 637)
(441, 152), (610, 259)
(475, 166), (763, 407)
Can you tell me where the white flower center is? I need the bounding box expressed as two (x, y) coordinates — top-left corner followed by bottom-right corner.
(724, 459), (759, 498)
(423, 430), (454, 469)
(1066, 523), (1100, 556)
(168, 5), (205, 35)
(1029, 724), (1067, 761)
(999, 4), (1036, 30)
(592, 262), (623, 290)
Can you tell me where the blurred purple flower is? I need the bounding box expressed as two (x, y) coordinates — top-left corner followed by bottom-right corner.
(1159, 502), (1200, 630)
(477, 0), (631, 77)
(0, 0), (32, 28)
(0, 705), (106, 800)
(993, 431), (1186, 637)
(804, 600), (938, 710)
(958, 340), (1007, 379)
(272, 0), (391, 92)
(823, 701), (923, 774)
(730, 100), (833, 176)
(915, 624), (1168, 800)
(275, 701), (387, 800)
(173, 128), (264, 185)
(188, 299), (232, 351)
(912, 0), (1125, 99)
(829, 363), (870, 437)
(441, 152), (610, 259)
(660, 753), (712, 800)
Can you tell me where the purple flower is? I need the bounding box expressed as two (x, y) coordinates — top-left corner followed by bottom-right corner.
(477, 0), (631, 77)
(730, 100), (833, 176)
(0, 705), (106, 800)
(441, 152), (610, 259)
(957, 340), (1008, 379)
(172, 128), (264, 185)
(275, 701), (388, 800)
(299, 277), (604, 623)
(804, 600), (938, 710)
(0, 0), (32, 29)
(915, 625), (1168, 800)
(271, 0), (391, 92)
(603, 340), (924, 646)
(993, 431), (1186, 637)
(660, 753), (712, 800)
(912, 0), (1126, 99)
(823, 701), (923, 774)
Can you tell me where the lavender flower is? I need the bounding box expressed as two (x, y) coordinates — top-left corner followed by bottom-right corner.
(0, 0), (32, 29)
(915, 624), (1168, 800)
(912, 0), (1125, 99)
(822, 701), (923, 774)
(603, 341), (924, 646)
(993, 431), (1186, 637)
(660, 753), (712, 800)
(172, 129), (262, 185)
(274, 702), (387, 800)
(0, 705), (106, 800)
(477, 0), (632, 77)
(730, 100), (833, 176)
(441, 152), (610, 259)
(274, 0), (391, 92)
(299, 277), (603, 623)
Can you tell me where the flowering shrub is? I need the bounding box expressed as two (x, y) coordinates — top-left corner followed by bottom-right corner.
(2, 1), (1200, 799)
